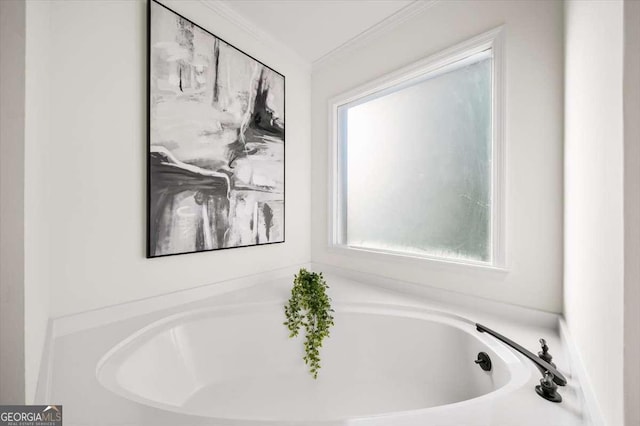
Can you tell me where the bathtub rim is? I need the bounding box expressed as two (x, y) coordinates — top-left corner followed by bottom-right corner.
(96, 301), (532, 425)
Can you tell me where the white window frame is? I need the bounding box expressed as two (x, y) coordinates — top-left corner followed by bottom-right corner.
(327, 27), (506, 271)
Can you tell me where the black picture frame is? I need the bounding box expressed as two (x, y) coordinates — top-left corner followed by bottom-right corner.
(147, 0), (286, 258)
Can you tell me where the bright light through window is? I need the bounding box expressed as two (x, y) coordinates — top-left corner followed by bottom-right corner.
(334, 46), (499, 266)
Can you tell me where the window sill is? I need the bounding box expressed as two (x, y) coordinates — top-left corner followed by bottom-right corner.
(327, 244), (509, 275)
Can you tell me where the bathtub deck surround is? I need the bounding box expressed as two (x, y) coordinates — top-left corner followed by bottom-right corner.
(284, 268), (335, 378)
(41, 269), (585, 426)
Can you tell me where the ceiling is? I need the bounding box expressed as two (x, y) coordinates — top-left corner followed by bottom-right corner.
(220, 0), (416, 63)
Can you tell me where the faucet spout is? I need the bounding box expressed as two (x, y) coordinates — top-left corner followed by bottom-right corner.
(475, 323), (567, 386)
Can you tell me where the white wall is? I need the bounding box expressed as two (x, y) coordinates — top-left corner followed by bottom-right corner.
(24, 0), (52, 403)
(564, 1), (625, 425)
(27, 0), (311, 318)
(623, 1), (640, 425)
(311, 0), (565, 312)
(0, 0), (26, 405)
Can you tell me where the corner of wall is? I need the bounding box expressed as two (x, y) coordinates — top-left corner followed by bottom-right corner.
(563, 1), (626, 425)
(623, 1), (640, 425)
(0, 0), (26, 405)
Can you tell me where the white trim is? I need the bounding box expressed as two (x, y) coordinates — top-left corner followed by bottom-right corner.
(327, 245), (507, 275)
(558, 318), (605, 426)
(492, 26), (507, 270)
(202, 0), (438, 71)
(198, 0), (311, 71)
(312, 0), (440, 70)
(327, 27), (507, 271)
(337, 49), (493, 111)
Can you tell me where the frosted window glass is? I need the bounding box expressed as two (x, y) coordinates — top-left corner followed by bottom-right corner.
(340, 57), (492, 262)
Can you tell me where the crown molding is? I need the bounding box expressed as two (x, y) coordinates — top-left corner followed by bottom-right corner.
(199, 0), (437, 73)
(312, 0), (440, 71)
(199, 0), (311, 71)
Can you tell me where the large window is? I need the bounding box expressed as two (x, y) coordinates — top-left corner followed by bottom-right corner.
(330, 29), (504, 268)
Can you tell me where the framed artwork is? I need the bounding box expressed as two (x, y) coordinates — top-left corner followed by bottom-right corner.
(147, 0), (285, 258)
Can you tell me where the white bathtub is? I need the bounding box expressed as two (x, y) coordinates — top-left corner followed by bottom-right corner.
(96, 302), (530, 425)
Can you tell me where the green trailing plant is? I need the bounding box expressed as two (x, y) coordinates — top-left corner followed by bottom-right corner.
(284, 269), (334, 379)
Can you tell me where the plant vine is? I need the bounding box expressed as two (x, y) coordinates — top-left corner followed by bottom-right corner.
(284, 269), (334, 379)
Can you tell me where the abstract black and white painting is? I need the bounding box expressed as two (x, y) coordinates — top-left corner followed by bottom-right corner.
(147, 0), (285, 258)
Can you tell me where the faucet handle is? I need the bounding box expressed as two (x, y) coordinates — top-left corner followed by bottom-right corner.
(539, 338), (549, 353)
(538, 338), (556, 367)
(536, 371), (563, 402)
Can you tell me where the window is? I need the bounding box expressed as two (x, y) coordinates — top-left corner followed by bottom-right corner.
(330, 28), (504, 268)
